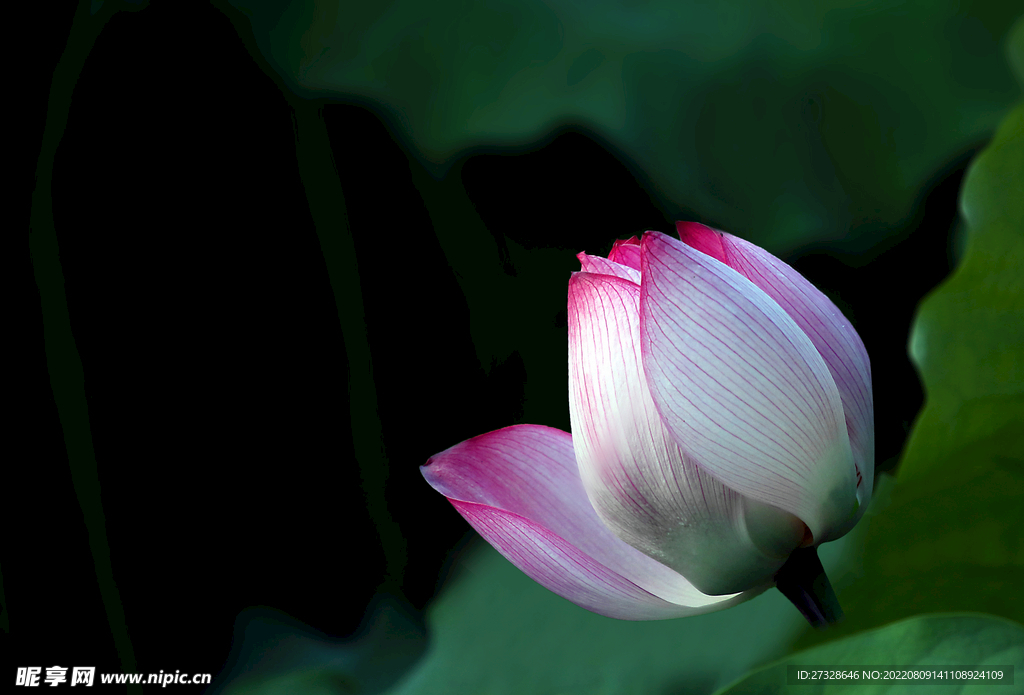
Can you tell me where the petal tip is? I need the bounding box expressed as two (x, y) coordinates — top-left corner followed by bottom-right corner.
(674, 221), (728, 265)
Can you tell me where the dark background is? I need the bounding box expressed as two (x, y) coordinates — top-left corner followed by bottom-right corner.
(10, 1), (975, 689)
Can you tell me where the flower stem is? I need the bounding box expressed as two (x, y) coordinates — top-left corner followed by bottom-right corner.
(774, 546), (843, 629)
(29, 2), (142, 689)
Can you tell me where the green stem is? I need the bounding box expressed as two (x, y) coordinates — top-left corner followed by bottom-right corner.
(213, 0), (407, 600)
(289, 100), (407, 590)
(29, 0), (140, 688)
(774, 546), (844, 629)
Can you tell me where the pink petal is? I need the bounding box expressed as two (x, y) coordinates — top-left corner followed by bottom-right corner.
(577, 252), (642, 284)
(640, 231), (858, 544)
(608, 236), (642, 270)
(568, 272), (806, 594)
(676, 222), (873, 536)
(422, 425), (752, 619)
(674, 222), (731, 265)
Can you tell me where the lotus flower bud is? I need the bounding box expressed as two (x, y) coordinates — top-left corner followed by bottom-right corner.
(423, 222), (873, 625)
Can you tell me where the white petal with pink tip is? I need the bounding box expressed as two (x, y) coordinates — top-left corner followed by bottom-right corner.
(567, 271), (806, 594)
(675, 224), (873, 538)
(577, 252), (641, 285)
(639, 232), (858, 543)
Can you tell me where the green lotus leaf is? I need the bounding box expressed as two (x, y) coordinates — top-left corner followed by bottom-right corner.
(228, 0), (1020, 253)
(793, 18), (1024, 649)
(716, 613), (1024, 695)
(383, 537), (856, 695)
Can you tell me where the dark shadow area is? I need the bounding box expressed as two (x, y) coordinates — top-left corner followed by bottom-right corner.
(18, 0), (381, 680)
(14, 1), (526, 684)
(461, 128), (682, 254)
(44, 0), (363, 674)
(7, 0), (123, 678)
(320, 103), (530, 614)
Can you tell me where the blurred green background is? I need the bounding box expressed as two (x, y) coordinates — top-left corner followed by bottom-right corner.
(238, 0), (1016, 254)
(11, 1), (1022, 693)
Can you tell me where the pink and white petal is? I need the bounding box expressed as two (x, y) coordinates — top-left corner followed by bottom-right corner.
(639, 231), (858, 544)
(422, 424), (750, 615)
(608, 236), (642, 270)
(577, 252), (642, 285)
(451, 501), (751, 620)
(676, 222), (873, 535)
(679, 225), (872, 536)
(568, 272), (806, 594)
